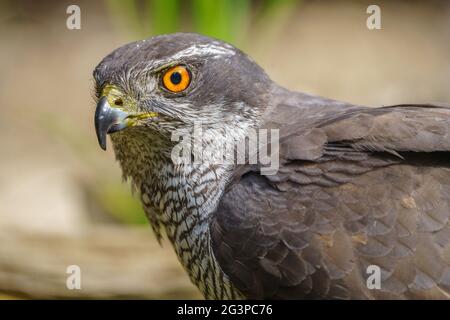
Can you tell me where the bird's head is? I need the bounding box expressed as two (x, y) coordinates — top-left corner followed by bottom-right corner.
(93, 33), (273, 154)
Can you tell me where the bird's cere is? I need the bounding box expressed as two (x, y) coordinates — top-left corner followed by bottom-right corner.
(94, 85), (158, 150)
(94, 96), (129, 150)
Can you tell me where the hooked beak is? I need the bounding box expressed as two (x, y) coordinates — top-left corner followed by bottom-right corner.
(94, 96), (129, 150)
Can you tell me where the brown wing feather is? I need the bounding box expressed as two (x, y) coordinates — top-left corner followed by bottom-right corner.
(210, 94), (450, 299)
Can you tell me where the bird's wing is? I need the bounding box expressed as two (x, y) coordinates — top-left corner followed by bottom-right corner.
(210, 94), (450, 299)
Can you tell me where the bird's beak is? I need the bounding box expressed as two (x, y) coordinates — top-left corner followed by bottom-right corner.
(94, 96), (130, 150)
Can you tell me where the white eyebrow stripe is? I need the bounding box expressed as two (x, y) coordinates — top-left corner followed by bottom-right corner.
(170, 44), (235, 60)
(140, 44), (236, 73)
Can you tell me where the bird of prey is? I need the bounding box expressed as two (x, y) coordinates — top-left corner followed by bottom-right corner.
(93, 33), (450, 299)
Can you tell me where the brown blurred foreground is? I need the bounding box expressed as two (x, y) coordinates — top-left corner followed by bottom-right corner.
(0, 226), (201, 299)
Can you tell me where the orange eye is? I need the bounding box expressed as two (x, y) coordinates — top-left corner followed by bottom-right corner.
(162, 65), (191, 93)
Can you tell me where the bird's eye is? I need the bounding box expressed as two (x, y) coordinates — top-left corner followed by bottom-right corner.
(162, 65), (191, 93)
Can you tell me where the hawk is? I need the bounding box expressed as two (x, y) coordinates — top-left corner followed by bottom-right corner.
(93, 33), (450, 299)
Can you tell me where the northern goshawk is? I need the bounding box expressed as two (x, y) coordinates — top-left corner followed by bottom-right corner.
(93, 33), (450, 299)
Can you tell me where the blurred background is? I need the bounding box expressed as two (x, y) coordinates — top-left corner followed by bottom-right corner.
(0, 0), (449, 299)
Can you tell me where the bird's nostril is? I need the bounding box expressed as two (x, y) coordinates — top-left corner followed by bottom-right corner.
(114, 98), (123, 106)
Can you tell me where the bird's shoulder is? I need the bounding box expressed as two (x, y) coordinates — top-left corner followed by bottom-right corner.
(265, 88), (450, 159)
(209, 90), (450, 299)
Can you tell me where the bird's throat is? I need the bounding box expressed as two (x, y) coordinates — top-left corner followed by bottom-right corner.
(112, 130), (240, 298)
(140, 161), (238, 299)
